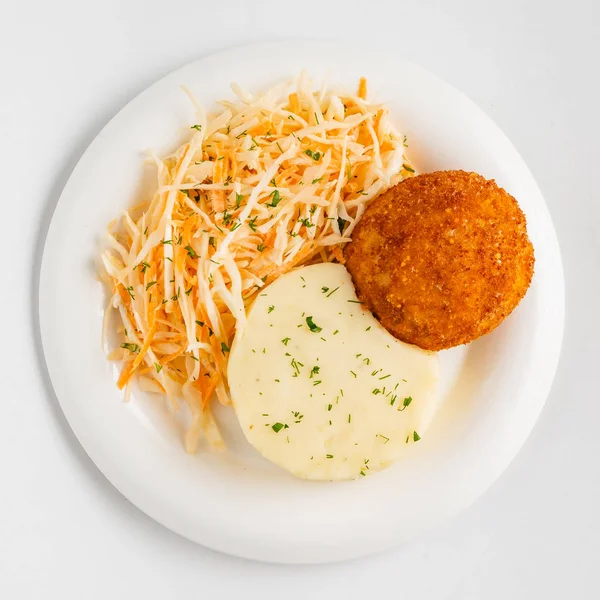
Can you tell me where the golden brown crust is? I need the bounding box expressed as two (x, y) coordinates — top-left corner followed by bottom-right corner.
(343, 170), (535, 350)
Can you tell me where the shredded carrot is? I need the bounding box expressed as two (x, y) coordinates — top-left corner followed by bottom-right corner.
(358, 77), (367, 100)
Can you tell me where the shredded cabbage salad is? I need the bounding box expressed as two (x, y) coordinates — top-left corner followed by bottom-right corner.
(101, 72), (414, 452)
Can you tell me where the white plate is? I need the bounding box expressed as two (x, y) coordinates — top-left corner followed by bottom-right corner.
(38, 40), (564, 564)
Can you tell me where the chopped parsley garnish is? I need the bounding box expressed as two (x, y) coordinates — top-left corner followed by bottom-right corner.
(155, 363), (162, 373)
(333, 329), (339, 335)
(348, 414), (352, 423)
(125, 286), (135, 300)
(305, 316), (322, 333)
(313, 380), (322, 386)
(268, 305), (275, 313)
(145, 281), (157, 291)
(326, 286), (339, 297)
(185, 245), (198, 259)
(347, 300), (363, 304)
(327, 404), (332, 411)
(220, 342), (230, 353)
(266, 189), (282, 208)
(272, 422), (288, 433)
(337, 217), (348, 234)
(379, 374), (391, 380)
(312, 177), (322, 184)
(403, 163), (415, 173)
(281, 337), (291, 346)
(350, 370), (357, 378)
(310, 366), (320, 378)
(138, 261), (151, 273)
(195, 320), (204, 327)
(248, 216), (258, 231)
(326, 454), (333, 459)
(121, 342), (140, 353)
(305, 149), (321, 161)
(235, 193), (243, 209)
(298, 217), (314, 228)
(190, 124), (202, 131)
(377, 434), (390, 444)
(321, 287), (330, 293)
(413, 431), (421, 442)
(257, 243), (266, 252)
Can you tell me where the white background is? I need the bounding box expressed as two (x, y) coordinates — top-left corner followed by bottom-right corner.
(1, 0), (598, 598)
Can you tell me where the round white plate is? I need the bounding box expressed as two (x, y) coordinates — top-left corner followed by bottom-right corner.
(38, 40), (564, 564)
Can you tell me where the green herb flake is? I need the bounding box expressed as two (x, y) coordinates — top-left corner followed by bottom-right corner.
(121, 342), (140, 353)
(145, 281), (157, 291)
(413, 431), (421, 442)
(298, 217), (314, 228)
(281, 337), (291, 346)
(221, 342), (230, 354)
(267, 189), (282, 208)
(305, 316), (322, 333)
(155, 362), (162, 373)
(268, 305), (275, 314)
(185, 245), (198, 259)
(190, 124), (202, 131)
(272, 422), (285, 433)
